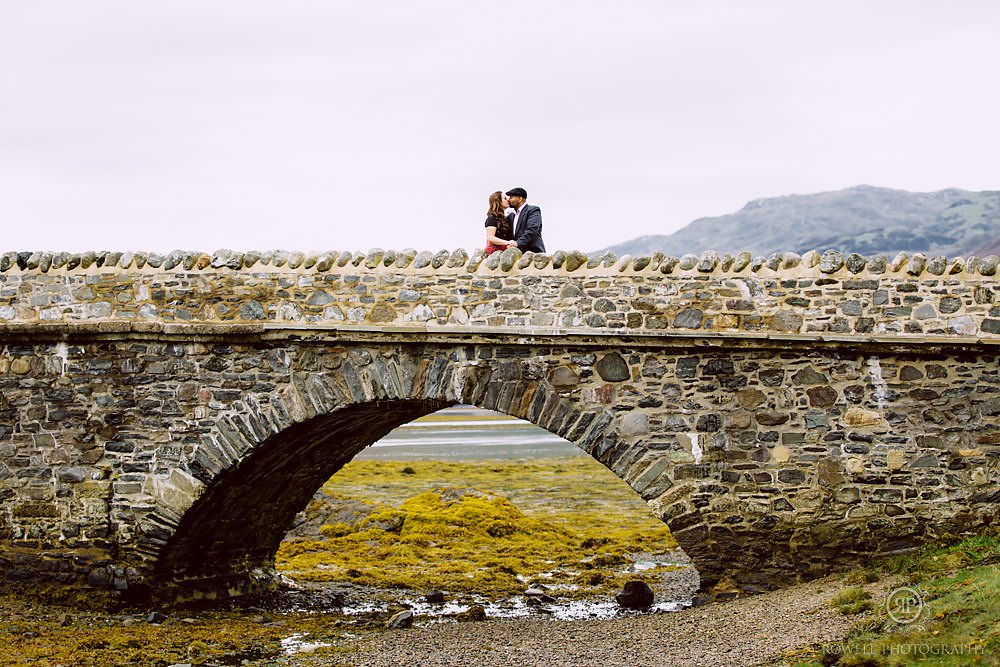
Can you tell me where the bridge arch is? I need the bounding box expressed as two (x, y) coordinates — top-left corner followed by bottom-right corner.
(136, 344), (697, 602)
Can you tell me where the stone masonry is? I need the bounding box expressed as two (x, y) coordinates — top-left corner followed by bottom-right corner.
(0, 246), (998, 604)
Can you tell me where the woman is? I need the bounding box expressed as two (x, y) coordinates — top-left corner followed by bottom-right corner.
(484, 191), (515, 255)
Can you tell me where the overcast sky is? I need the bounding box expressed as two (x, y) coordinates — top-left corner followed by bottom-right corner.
(2, 1), (998, 255)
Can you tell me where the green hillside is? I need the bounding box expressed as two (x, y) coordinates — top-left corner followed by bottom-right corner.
(598, 185), (1000, 258)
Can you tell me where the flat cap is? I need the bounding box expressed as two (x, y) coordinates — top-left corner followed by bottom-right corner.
(505, 187), (527, 198)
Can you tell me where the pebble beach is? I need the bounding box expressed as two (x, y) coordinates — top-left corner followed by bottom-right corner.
(284, 575), (867, 667)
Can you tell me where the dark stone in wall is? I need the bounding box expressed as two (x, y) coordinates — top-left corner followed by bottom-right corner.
(807, 387), (838, 407)
(792, 367), (826, 385)
(548, 366), (579, 388)
(840, 301), (862, 316)
(696, 414), (722, 432)
(702, 359), (735, 376)
(836, 487), (861, 503)
(772, 498), (794, 511)
(673, 308), (703, 329)
(926, 364), (948, 379)
(759, 369), (785, 387)
(777, 469), (806, 484)
(641, 357), (667, 379)
(676, 357), (699, 378)
(595, 352), (630, 382)
(756, 411), (790, 426)
(594, 298), (615, 312)
(939, 297), (962, 314)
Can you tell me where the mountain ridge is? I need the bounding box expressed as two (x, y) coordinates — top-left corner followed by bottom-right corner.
(597, 185), (1000, 258)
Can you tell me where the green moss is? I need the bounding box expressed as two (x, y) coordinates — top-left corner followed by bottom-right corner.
(320, 522), (354, 539)
(0, 599), (355, 667)
(843, 568), (880, 585)
(829, 587), (873, 616)
(277, 458), (677, 599)
(835, 599), (874, 616)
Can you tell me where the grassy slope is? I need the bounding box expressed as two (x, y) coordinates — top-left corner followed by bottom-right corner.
(787, 529), (1000, 666)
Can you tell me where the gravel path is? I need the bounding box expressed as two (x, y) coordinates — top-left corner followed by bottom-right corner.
(286, 575), (868, 667)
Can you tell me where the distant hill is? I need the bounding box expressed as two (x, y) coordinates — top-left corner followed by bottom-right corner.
(597, 185), (1000, 258)
(971, 236), (1000, 256)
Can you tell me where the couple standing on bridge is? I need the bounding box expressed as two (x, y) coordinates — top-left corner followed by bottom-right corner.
(483, 187), (545, 256)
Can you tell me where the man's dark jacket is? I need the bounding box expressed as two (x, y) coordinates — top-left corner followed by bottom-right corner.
(512, 204), (545, 253)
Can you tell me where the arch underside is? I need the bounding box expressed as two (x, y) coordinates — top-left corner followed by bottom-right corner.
(155, 399), (450, 584)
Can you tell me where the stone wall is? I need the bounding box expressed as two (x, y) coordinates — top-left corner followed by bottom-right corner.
(1, 248), (999, 604)
(0, 248), (999, 338)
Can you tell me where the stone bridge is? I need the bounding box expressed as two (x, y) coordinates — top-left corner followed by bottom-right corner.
(1, 247), (999, 605)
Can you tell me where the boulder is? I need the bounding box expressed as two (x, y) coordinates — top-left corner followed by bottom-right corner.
(455, 604), (487, 622)
(424, 590), (446, 604)
(615, 580), (654, 609)
(524, 586), (556, 604)
(146, 611), (169, 624)
(386, 609), (414, 629)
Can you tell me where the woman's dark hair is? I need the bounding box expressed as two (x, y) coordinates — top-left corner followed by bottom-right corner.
(487, 191), (510, 236)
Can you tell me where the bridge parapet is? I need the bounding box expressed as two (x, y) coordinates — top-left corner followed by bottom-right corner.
(1, 248), (999, 343)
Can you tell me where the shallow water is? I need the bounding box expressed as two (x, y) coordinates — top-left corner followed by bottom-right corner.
(387, 594), (685, 622)
(355, 405), (585, 460)
(279, 549), (697, 625)
(281, 632), (331, 655)
(285, 589), (687, 625)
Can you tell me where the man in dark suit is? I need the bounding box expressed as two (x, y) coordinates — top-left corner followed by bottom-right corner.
(505, 187), (545, 253)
